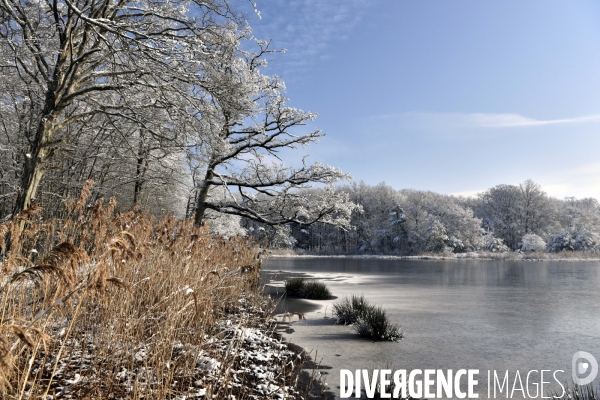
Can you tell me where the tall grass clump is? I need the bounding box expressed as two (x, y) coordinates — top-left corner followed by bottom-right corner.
(550, 384), (599, 400)
(354, 306), (403, 341)
(285, 277), (306, 296)
(0, 181), (305, 399)
(302, 280), (332, 299)
(284, 278), (332, 299)
(333, 295), (403, 342)
(332, 295), (370, 325)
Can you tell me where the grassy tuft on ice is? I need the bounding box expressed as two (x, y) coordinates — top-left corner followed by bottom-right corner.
(333, 295), (403, 342)
(284, 278), (332, 300)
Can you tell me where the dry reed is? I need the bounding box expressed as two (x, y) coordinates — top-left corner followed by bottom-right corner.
(0, 182), (306, 399)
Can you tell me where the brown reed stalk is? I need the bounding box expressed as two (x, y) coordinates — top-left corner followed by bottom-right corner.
(0, 184), (292, 399)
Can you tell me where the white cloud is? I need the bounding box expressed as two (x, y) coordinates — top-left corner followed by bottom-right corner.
(470, 113), (600, 127)
(372, 112), (600, 129)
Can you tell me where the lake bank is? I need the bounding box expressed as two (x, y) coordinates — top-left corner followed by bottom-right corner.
(267, 251), (600, 262)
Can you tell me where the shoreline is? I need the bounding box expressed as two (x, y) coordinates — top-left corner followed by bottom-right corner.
(271, 300), (341, 399)
(267, 252), (600, 262)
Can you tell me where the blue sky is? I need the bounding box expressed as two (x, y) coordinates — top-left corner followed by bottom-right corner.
(243, 0), (600, 199)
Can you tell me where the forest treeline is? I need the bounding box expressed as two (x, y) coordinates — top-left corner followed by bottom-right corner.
(256, 179), (600, 255)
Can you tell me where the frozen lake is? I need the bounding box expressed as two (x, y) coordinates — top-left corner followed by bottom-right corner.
(263, 257), (600, 399)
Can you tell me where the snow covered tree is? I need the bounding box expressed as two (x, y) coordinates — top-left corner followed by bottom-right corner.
(520, 233), (546, 252)
(395, 189), (482, 254)
(1, 0), (356, 233)
(556, 197), (600, 233)
(518, 179), (556, 235)
(0, 0), (240, 215)
(424, 219), (449, 252)
(188, 37), (358, 229)
(546, 232), (575, 252)
(474, 180), (555, 250)
(544, 197), (600, 253)
(572, 228), (600, 252)
(547, 228), (600, 252)
(482, 235), (510, 253)
(475, 184), (522, 250)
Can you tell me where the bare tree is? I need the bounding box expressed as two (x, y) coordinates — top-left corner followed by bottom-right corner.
(475, 180), (555, 250)
(518, 179), (555, 235)
(187, 38), (358, 228)
(0, 0), (238, 215)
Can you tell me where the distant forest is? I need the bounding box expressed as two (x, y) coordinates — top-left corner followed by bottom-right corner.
(246, 179), (600, 255)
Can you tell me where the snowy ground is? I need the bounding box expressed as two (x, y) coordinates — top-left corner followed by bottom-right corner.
(22, 296), (317, 400)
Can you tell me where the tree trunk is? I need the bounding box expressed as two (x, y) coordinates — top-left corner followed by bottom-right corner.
(13, 118), (53, 215)
(193, 168), (215, 226)
(133, 134), (149, 206)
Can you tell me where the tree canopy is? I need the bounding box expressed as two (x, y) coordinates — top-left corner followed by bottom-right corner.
(0, 0), (357, 231)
